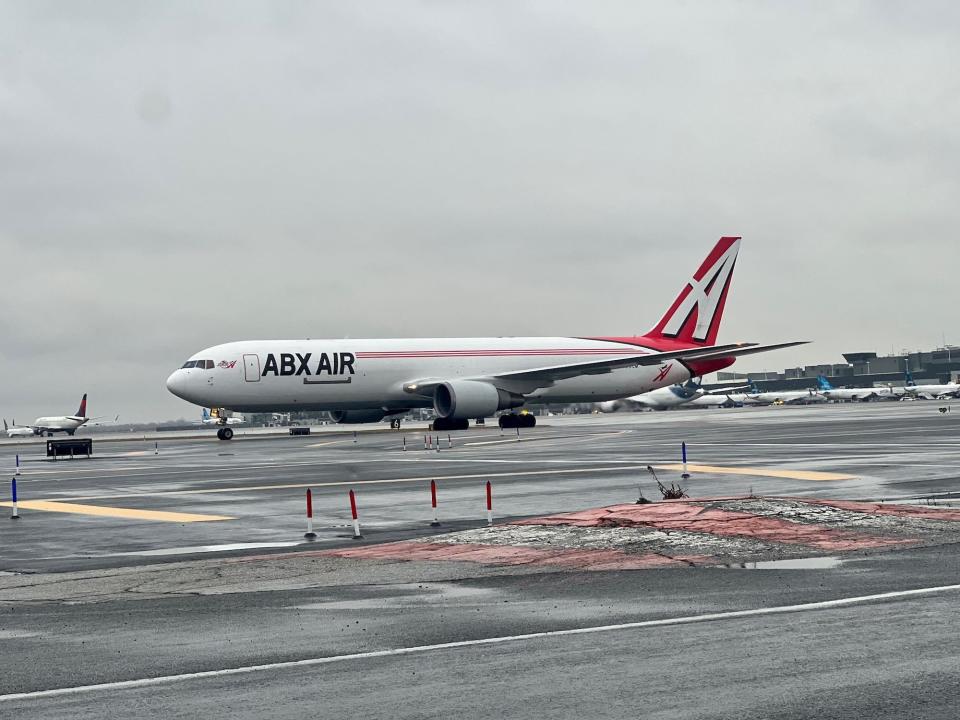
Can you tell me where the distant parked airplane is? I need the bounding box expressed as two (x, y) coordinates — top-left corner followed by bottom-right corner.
(902, 371), (960, 399)
(20, 394), (118, 436)
(197, 408), (245, 426)
(816, 375), (897, 402)
(3, 419), (34, 438)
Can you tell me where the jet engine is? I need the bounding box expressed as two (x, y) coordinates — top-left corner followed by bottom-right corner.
(329, 410), (387, 424)
(433, 381), (524, 419)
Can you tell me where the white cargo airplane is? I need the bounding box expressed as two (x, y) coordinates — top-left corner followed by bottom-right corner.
(166, 237), (806, 439)
(3, 419), (34, 438)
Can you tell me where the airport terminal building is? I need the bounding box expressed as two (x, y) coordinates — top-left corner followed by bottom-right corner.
(718, 346), (960, 391)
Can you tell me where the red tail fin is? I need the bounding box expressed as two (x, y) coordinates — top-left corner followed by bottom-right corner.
(76, 393), (88, 418)
(644, 237), (741, 347)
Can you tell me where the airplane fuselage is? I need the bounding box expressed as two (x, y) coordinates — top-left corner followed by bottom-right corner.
(32, 415), (88, 434)
(167, 338), (695, 413)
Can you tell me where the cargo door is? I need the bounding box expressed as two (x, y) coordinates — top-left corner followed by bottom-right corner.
(244, 354), (261, 382)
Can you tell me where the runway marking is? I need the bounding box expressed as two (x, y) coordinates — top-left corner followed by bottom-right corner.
(0, 501), (232, 523)
(655, 464), (855, 481)
(465, 430), (629, 448)
(2, 583), (957, 701)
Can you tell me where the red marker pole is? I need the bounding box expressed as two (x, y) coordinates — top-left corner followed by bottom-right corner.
(349, 489), (362, 539)
(486, 480), (493, 526)
(304, 488), (317, 539)
(430, 479), (440, 527)
(423, 435), (428, 450)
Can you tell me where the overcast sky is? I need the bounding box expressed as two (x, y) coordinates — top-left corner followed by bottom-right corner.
(2, 2), (959, 422)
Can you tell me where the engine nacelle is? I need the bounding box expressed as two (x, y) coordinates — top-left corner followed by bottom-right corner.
(329, 409), (386, 424)
(433, 381), (524, 419)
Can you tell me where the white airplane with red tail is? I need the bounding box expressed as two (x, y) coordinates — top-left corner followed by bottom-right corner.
(166, 237), (806, 439)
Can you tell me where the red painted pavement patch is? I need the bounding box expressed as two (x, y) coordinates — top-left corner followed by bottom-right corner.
(318, 541), (709, 570)
(512, 503), (909, 551)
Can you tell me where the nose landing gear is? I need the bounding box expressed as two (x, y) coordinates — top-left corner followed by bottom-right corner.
(216, 427), (234, 441)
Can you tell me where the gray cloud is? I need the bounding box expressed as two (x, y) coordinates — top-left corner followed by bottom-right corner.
(2, 2), (959, 421)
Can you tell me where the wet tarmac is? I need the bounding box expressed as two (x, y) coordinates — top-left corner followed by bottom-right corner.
(1, 401), (959, 718)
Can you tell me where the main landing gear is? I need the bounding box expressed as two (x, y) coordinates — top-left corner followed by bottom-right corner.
(432, 417), (470, 432)
(498, 413), (536, 429)
(216, 427), (234, 441)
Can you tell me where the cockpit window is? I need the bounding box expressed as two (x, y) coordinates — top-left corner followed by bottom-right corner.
(204, 360), (215, 369)
(181, 360), (197, 369)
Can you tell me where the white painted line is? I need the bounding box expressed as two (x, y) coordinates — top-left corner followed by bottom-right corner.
(2, 583), (957, 702)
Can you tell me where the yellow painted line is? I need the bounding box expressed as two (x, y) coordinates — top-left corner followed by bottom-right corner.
(655, 464), (855, 481)
(0, 501), (233, 522)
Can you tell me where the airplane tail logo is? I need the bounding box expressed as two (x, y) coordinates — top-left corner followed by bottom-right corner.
(76, 393), (88, 418)
(817, 375), (834, 390)
(749, 380), (761, 394)
(905, 370), (916, 387)
(202, 408), (211, 421)
(646, 237), (740, 347)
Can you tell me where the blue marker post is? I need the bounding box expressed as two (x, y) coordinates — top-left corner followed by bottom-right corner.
(681, 442), (690, 480)
(15, 454), (20, 476)
(11, 477), (19, 519)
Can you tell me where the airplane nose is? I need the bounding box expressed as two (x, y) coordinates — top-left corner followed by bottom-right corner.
(166, 370), (189, 400)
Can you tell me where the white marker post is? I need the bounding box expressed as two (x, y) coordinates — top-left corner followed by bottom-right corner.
(155, 442), (159, 456)
(304, 488), (317, 539)
(436, 434), (440, 453)
(349, 489), (362, 539)
(402, 436), (406, 452)
(516, 427), (520, 442)
(447, 434), (452, 449)
(10, 478), (19, 520)
(423, 435), (428, 450)
(15, 454), (20, 476)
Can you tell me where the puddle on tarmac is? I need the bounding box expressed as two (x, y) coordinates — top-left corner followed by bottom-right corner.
(723, 556), (843, 570)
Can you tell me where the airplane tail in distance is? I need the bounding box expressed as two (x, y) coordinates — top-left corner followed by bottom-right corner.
(202, 408), (211, 421)
(2, 419), (7, 431)
(76, 393), (88, 418)
(749, 381), (761, 394)
(905, 371), (916, 387)
(645, 237), (741, 347)
(817, 375), (834, 390)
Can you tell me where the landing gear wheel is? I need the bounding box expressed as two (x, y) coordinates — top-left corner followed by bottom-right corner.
(217, 427), (234, 440)
(499, 414), (536, 429)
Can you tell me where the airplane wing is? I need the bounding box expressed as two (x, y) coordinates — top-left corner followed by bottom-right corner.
(703, 384), (752, 395)
(403, 341), (807, 396)
(87, 415), (120, 426)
